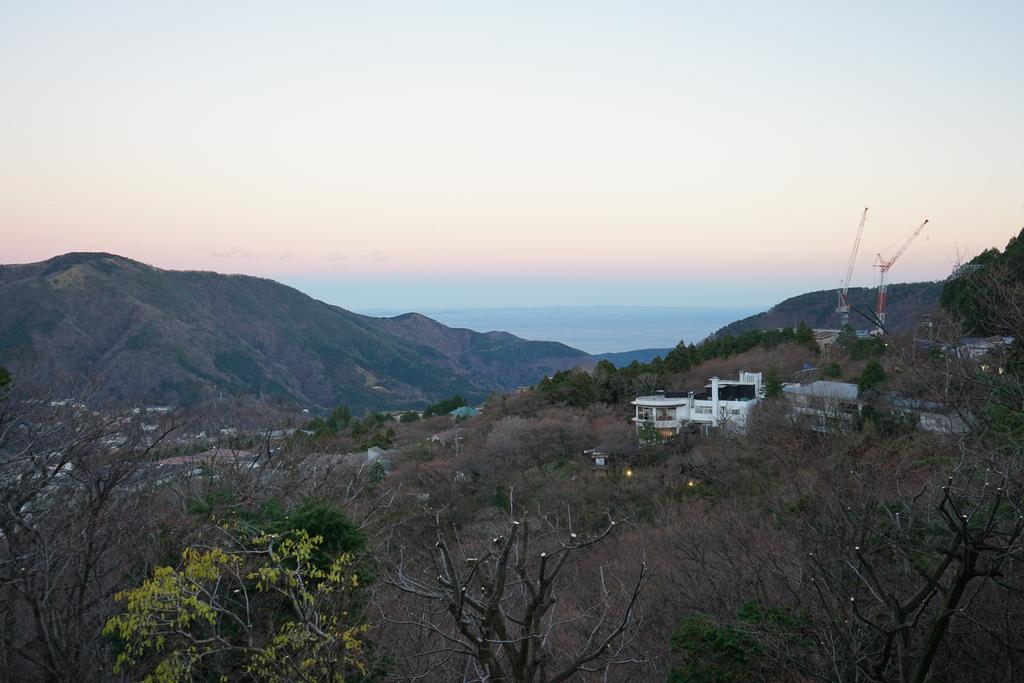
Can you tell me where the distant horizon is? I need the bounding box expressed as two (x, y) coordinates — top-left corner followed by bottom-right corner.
(357, 304), (771, 313)
(356, 304), (770, 354)
(4, 248), (950, 314)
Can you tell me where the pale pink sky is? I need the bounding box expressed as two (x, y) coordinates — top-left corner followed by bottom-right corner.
(2, 2), (1022, 307)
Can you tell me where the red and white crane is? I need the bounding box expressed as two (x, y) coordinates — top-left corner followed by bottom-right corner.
(874, 219), (929, 333)
(836, 207), (868, 328)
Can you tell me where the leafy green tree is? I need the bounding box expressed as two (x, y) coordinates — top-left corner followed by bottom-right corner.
(398, 411), (420, 423)
(593, 359), (629, 404)
(668, 603), (808, 683)
(637, 422), (661, 447)
(538, 369), (598, 407)
(307, 403), (353, 436)
(836, 324), (857, 350)
(668, 614), (755, 683)
(328, 404), (352, 429)
(716, 335), (737, 357)
(860, 404), (918, 437)
(351, 412), (382, 435)
(261, 501), (365, 563)
(359, 427), (394, 450)
(977, 375), (1024, 444)
(423, 395), (467, 417)
(848, 336), (885, 361)
(822, 362), (841, 379)
(763, 369), (784, 398)
(104, 527), (368, 682)
(858, 358), (886, 393)
(534, 325), (819, 407)
(795, 321), (819, 351)
(663, 342), (697, 374)
(0, 366), (10, 388)
(940, 228), (1024, 334)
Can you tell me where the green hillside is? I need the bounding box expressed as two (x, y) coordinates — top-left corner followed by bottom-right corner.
(940, 227), (1024, 335)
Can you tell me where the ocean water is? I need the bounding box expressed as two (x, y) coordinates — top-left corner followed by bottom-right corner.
(358, 306), (767, 355)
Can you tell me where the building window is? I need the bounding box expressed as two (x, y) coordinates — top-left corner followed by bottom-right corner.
(637, 407), (653, 421)
(656, 407), (674, 421)
(695, 406), (712, 415)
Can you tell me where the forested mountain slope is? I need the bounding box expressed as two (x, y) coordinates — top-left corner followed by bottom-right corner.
(0, 253), (592, 409)
(940, 227), (1024, 335)
(714, 281), (943, 337)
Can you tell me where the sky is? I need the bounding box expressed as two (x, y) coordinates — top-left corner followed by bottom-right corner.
(2, 1), (1022, 309)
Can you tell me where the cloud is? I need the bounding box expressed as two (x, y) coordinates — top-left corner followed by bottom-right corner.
(277, 251), (291, 261)
(369, 249), (386, 262)
(326, 251), (347, 263)
(210, 247), (252, 259)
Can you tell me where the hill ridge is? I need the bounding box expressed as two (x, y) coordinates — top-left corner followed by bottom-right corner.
(0, 253), (593, 410)
(713, 281), (943, 337)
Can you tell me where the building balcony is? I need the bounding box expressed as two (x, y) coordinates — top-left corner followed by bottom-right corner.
(633, 417), (680, 429)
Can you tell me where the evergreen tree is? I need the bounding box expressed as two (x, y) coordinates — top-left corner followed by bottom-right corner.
(764, 370), (784, 398)
(858, 358), (886, 393)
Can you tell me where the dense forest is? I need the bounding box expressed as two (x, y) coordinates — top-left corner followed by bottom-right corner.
(1, 231), (1023, 682)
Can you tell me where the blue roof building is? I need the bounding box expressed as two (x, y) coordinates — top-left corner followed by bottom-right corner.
(449, 406), (480, 418)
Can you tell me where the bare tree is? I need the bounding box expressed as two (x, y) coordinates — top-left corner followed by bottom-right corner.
(0, 387), (183, 680)
(478, 415), (589, 474)
(382, 507), (648, 681)
(784, 463), (1024, 683)
(632, 373), (659, 397)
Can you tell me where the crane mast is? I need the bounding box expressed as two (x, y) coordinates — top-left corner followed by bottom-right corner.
(836, 207), (868, 327)
(874, 219), (928, 333)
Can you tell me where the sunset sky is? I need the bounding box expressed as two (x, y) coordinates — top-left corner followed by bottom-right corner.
(2, 2), (1022, 309)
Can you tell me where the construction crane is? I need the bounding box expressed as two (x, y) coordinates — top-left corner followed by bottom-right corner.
(874, 219), (929, 333)
(836, 207), (868, 328)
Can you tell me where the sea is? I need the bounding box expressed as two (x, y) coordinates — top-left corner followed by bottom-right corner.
(357, 306), (767, 355)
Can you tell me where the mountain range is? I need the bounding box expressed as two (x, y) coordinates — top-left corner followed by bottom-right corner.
(0, 253), (593, 410)
(0, 253), (948, 409)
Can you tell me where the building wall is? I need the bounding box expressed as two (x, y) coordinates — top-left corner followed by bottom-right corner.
(631, 372), (762, 435)
(632, 397), (756, 433)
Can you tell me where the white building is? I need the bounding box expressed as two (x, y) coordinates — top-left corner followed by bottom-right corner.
(631, 371), (763, 436)
(782, 381), (972, 435)
(783, 380), (861, 432)
(886, 396), (970, 434)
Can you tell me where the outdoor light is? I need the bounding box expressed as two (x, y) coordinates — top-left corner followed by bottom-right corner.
(625, 468), (634, 478)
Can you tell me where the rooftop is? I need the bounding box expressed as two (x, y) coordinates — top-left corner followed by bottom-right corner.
(449, 406), (480, 418)
(783, 381), (859, 401)
(632, 394), (691, 406)
(153, 448), (258, 467)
